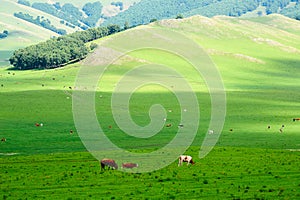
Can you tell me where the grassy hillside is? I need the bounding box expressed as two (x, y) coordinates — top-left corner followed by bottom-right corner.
(28, 0), (140, 8)
(0, 0), (74, 66)
(103, 0), (300, 27)
(0, 15), (300, 199)
(0, 0), (140, 67)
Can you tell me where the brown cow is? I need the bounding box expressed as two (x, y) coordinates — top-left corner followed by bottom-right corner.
(100, 158), (118, 170)
(122, 163), (138, 169)
(293, 118), (300, 122)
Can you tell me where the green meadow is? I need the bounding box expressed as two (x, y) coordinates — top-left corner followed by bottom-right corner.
(1, 15), (300, 199)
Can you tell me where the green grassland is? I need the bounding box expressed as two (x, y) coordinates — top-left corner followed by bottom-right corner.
(1, 15), (300, 199)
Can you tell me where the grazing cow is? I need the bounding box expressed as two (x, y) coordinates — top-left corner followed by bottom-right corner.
(35, 123), (40, 127)
(69, 130), (73, 135)
(208, 130), (214, 134)
(1, 137), (6, 142)
(122, 163), (138, 169)
(178, 155), (195, 166)
(267, 125), (271, 129)
(166, 123), (172, 127)
(293, 118), (300, 122)
(100, 158), (118, 170)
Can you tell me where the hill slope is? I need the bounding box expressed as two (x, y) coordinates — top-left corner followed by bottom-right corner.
(103, 0), (300, 27)
(2, 0), (300, 67)
(0, 0), (140, 66)
(1, 14), (299, 151)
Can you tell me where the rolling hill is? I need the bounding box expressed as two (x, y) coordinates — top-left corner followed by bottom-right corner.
(0, 0), (139, 66)
(1, 0), (300, 67)
(103, 0), (300, 27)
(0, 14), (300, 198)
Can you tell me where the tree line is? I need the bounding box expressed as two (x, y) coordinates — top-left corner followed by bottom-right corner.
(14, 12), (67, 35)
(17, 0), (103, 30)
(9, 25), (121, 70)
(280, 1), (300, 20)
(103, 0), (300, 27)
(186, 0), (260, 17)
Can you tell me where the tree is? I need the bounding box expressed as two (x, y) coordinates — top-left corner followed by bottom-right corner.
(107, 24), (121, 35)
(90, 43), (98, 51)
(175, 14), (184, 19)
(150, 18), (157, 23)
(124, 21), (130, 30)
(0, 30), (9, 39)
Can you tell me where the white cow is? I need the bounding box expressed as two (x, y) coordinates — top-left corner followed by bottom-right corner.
(178, 155), (195, 166)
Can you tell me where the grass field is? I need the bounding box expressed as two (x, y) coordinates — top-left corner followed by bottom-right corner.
(0, 15), (300, 199)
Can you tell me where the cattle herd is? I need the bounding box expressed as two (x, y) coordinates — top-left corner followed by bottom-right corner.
(99, 117), (300, 171)
(1, 116), (299, 171)
(100, 159), (139, 170)
(100, 155), (195, 171)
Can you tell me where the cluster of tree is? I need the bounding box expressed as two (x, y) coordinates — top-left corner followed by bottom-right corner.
(0, 30), (9, 39)
(261, 0), (291, 14)
(186, 0), (260, 17)
(17, 1), (104, 29)
(60, 20), (76, 29)
(9, 37), (87, 70)
(280, 1), (300, 20)
(17, 0), (30, 6)
(82, 2), (103, 27)
(102, 0), (211, 27)
(111, 2), (124, 11)
(9, 24), (121, 70)
(31, 2), (88, 29)
(14, 12), (67, 35)
(103, 0), (300, 27)
(68, 24), (120, 43)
